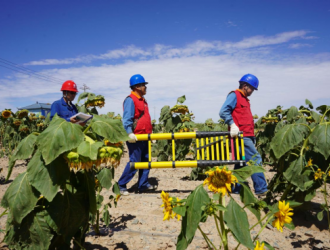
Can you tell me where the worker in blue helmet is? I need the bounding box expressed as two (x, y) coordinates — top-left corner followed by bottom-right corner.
(118, 74), (157, 196)
(219, 74), (268, 198)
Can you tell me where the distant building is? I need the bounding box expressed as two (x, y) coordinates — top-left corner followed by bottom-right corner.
(18, 102), (51, 117)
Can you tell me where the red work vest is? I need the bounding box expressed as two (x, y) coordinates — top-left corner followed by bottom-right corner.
(128, 93), (152, 134)
(230, 90), (254, 137)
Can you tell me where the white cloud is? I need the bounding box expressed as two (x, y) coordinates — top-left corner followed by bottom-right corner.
(24, 30), (310, 66)
(289, 43), (312, 49)
(226, 20), (237, 27)
(2, 48), (329, 122)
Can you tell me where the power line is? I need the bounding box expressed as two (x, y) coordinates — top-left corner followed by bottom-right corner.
(0, 57), (65, 83)
(0, 63), (60, 84)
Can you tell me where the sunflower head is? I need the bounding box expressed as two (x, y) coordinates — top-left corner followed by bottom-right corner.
(305, 158), (313, 168)
(314, 168), (325, 180)
(17, 109), (29, 119)
(19, 125), (29, 132)
(203, 167), (238, 196)
(1, 110), (12, 119)
(254, 241), (265, 250)
(160, 191), (181, 221)
(272, 200), (294, 232)
(13, 119), (22, 126)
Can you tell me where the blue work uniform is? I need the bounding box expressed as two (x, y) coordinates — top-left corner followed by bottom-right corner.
(219, 93), (268, 195)
(50, 97), (78, 121)
(118, 94), (152, 192)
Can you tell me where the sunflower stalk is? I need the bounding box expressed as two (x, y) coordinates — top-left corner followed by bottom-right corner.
(253, 215), (274, 243)
(322, 175), (330, 234)
(218, 193), (228, 250)
(214, 215), (223, 249)
(198, 225), (218, 250)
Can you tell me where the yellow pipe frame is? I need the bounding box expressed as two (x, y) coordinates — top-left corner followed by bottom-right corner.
(148, 140), (152, 162)
(196, 139), (200, 160)
(221, 136), (224, 160)
(136, 132), (197, 141)
(211, 137), (215, 160)
(216, 136), (220, 160)
(172, 139), (175, 161)
(226, 136), (230, 160)
(240, 134), (245, 160)
(235, 137), (240, 160)
(206, 138), (210, 160)
(201, 138), (205, 160)
(134, 161), (198, 169)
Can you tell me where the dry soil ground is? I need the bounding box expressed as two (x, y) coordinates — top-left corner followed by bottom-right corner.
(0, 151), (329, 250)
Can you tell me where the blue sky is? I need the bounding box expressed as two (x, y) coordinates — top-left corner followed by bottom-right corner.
(1, 0), (329, 122)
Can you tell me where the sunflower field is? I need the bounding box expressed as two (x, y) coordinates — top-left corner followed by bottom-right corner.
(0, 95), (329, 250)
(0, 109), (49, 158)
(1, 92), (129, 249)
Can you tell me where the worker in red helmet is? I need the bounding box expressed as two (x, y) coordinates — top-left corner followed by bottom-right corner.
(50, 80), (79, 122)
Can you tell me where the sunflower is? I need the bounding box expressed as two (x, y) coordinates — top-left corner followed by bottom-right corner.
(203, 167), (238, 196)
(1, 110), (11, 119)
(305, 158), (313, 168)
(104, 140), (123, 147)
(272, 200), (294, 232)
(314, 169), (325, 180)
(254, 241), (265, 250)
(13, 119), (22, 126)
(160, 191), (181, 221)
(17, 109), (29, 119)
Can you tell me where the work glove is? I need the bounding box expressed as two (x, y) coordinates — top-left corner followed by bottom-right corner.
(128, 133), (138, 143)
(230, 123), (239, 137)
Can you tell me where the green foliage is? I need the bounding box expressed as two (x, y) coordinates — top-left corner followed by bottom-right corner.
(256, 100), (330, 205)
(224, 199), (254, 249)
(37, 115), (85, 164)
(1, 92), (126, 249)
(152, 96), (195, 162)
(177, 185), (210, 249)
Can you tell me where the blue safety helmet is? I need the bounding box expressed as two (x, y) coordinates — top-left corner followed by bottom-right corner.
(239, 74), (259, 90)
(129, 74), (148, 87)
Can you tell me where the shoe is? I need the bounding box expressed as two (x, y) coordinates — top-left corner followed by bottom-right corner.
(257, 190), (268, 199)
(120, 190), (129, 196)
(139, 185), (158, 193)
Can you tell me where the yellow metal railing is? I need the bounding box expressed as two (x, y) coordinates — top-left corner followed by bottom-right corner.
(131, 131), (245, 170)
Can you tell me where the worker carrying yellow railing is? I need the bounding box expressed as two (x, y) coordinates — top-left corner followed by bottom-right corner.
(130, 131), (245, 170)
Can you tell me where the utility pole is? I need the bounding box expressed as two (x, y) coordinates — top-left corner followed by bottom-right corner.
(80, 84), (90, 92)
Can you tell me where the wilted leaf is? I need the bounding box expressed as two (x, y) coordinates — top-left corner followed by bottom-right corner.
(287, 106), (299, 122)
(270, 124), (309, 159)
(177, 185), (210, 249)
(97, 168), (113, 190)
(37, 117), (84, 165)
(27, 150), (70, 202)
(91, 115), (130, 143)
(305, 99), (313, 109)
(77, 141), (103, 160)
(177, 95), (186, 104)
(6, 134), (38, 181)
(1, 172), (39, 224)
(224, 199), (254, 249)
(309, 122), (330, 159)
(45, 192), (89, 240)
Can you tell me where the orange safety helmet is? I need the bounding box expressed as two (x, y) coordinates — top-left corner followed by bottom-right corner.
(61, 80), (78, 92)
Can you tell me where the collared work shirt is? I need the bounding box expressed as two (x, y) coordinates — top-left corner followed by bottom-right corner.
(219, 92), (237, 126)
(50, 97), (78, 121)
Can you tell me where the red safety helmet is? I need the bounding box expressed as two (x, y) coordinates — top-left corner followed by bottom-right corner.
(61, 80), (78, 92)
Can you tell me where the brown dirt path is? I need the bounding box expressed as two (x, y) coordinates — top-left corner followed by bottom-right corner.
(0, 152), (329, 250)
